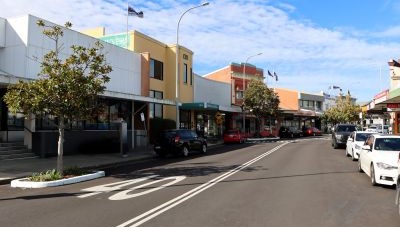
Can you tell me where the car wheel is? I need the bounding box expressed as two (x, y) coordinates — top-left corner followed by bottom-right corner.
(156, 151), (166, 158)
(182, 146), (189, 157)
(370, 164), (377, 186)
(358, 158), (363, 173)
(351, 150), (356, 161)
(201, 144), (207, 153)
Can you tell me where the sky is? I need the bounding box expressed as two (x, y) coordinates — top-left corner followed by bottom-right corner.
(2, 0), (400, 102)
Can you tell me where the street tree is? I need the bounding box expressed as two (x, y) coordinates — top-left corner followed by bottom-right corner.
(243, 79), (280, 135)
(323, 92), (361, 125)
(4, 20), (112, 175)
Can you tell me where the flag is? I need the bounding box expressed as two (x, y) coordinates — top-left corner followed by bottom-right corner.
(267, 70), (273, 78)
(274, 72), (278, 81)
(128, 6), (144, 18)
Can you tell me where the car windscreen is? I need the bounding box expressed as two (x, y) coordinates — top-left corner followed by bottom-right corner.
(337, 125), (356, 132)
(355, 133), (371, 141)
(374, 138), (400, 151)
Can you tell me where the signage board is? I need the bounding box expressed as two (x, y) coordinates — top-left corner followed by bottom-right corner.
(100, 34), (129, 48)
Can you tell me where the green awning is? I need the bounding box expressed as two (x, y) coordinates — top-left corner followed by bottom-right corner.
(180, 102), (219, 110)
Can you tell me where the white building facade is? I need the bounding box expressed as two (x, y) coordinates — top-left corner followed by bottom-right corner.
(0, 15), (152, 156)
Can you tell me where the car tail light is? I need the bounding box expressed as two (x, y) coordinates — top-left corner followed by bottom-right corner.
(308, 129), (312, 134)
(174, 136), (180, 143)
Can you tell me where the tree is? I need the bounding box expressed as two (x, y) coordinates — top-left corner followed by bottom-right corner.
(243, 79), (280, 135)
(4, 20), (112, 175)
(323, 92), (360, 125)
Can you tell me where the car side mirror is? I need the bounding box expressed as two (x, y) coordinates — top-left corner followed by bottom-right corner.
(362, 145), (371, 151)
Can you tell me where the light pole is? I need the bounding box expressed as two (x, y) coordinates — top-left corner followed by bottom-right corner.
(176, 2), (209, 129)
(242, 52), (262, 134)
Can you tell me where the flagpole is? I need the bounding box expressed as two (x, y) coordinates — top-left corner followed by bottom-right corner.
(126, 2), (129, 49)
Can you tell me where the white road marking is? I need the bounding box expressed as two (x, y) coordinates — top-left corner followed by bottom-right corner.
(109, 176), (186, 201)
(116, 142), (289, 227)
(78, 175), (159, 198)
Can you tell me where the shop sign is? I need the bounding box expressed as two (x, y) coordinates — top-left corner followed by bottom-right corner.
(387, 103), (400, 112)
(374, 89), (389, 104)
(215, 111), (224, 125)
(100, 34), (129, 48)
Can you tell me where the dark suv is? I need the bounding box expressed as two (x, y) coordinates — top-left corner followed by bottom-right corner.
(153, 129), (207, 157)
(331, 124), (357, 149)
(279, 126), (302, 138)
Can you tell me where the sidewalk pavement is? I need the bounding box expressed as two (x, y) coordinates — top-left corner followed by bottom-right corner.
(0, 140), (227, 185)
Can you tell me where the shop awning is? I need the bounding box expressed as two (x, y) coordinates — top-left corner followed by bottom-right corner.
(180, 102), (219, 110)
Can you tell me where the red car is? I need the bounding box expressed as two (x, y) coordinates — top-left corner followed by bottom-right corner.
(303, 127), (322, 136)
(223, 130), (245, 144)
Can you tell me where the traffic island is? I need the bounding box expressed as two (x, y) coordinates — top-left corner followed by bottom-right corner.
(10, 171), (105, 188)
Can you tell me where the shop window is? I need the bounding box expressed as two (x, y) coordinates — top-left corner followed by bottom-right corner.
(8, 112), (24, 131)
(150, 90), (163, 118)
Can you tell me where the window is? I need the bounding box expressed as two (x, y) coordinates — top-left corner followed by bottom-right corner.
(150, 90), (163, 118)
(236, 91), (244, 99)
(150, 59), (163, 80)
(316, 101), (322, 110)
(190, 68), (193, 85)
(183, 63), (188, 84)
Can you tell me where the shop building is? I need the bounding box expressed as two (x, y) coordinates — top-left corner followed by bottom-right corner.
(204, 62), (264, 135)
(0, 15), (169, 156)
(192, 74), (241, 137)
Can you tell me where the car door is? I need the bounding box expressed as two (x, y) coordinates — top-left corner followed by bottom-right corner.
(346, 132), (354, 155)
(363, 136), (376, 176)
(189, 131), (202, 151)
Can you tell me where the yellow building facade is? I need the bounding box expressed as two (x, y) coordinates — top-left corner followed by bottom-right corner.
(83, 28), (195, 127)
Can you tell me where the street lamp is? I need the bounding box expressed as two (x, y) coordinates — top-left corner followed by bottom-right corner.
(242, 52), (262, 134)
(175, 2), (209, 129)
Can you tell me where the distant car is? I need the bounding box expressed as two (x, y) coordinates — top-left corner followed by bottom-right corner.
(358, 134), (400, 186)
(223, 129), (245, 144)
(279, 126), (302, 138)
(331, 124), (357, 149)
(303, 127), (322, 136)
(345, 131), (376, 161)
(153, 129), (207, 157)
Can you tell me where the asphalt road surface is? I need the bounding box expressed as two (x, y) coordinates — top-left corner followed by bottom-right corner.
(1, 136), (399, 227)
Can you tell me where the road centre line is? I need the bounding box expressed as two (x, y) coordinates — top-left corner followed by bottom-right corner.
(116, 142), (290, 227)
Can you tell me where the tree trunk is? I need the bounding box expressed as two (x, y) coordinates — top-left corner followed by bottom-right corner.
(57, 116), (64, 175)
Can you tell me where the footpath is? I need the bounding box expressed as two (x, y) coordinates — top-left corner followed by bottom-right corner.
(0, 137), (281, 185)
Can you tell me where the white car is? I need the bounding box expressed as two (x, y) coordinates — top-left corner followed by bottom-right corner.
(358, 134), (400, 186)
(346, 131), (376, 161)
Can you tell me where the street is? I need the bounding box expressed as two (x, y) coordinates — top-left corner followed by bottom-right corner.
(0, 136), (399, 227)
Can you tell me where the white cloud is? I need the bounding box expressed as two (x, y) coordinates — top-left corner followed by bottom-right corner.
(1, 0), (399, 101)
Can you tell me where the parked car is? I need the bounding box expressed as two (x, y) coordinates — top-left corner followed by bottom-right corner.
(331, 124), (357, 149)
(303, 127), (322, 136)
(153, 129), (207, 157)
(358, 134), (400, 186)
(367, 124), (389, 134)
(345, 131), (376, 161)
(223, 129), (245, 144)
(279, 126), (302, 138)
